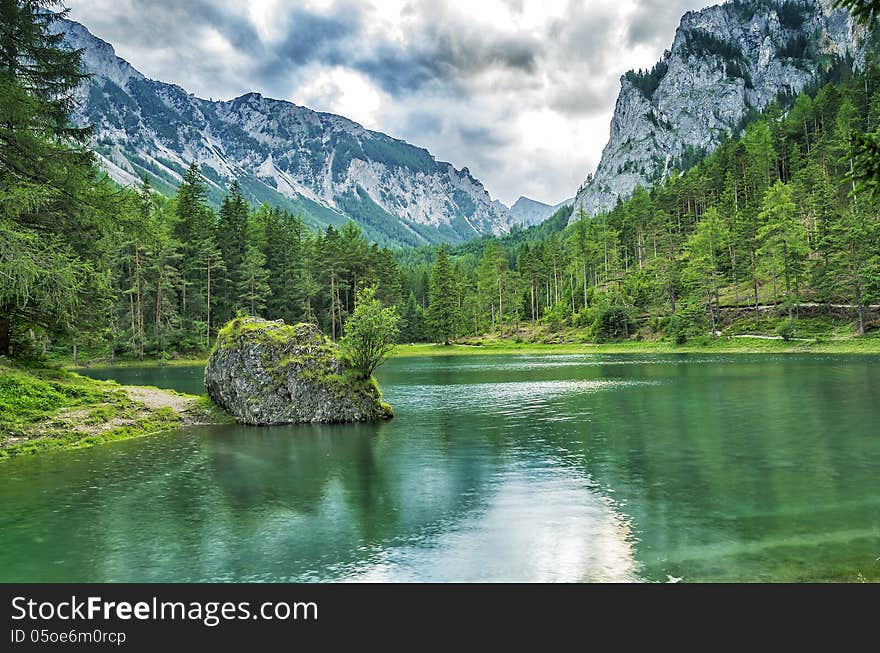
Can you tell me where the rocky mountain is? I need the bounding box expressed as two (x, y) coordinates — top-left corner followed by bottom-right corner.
(504, 196), (574, 227)
(571, 0), (867, 220)
(58, 19), (510, 247)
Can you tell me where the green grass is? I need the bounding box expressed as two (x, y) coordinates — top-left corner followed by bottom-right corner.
(0, 358), (229, 459)
(0, 409), (183, 459)
(392, 331), (880, 357)
(193, 395), (237, 424)
(0, 359), (127, 433)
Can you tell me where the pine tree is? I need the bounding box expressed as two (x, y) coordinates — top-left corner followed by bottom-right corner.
(682, 206), (726, 333)
(428, 244), (458, 344)
(237, 244), (270, 316)
(173, 163), (219, 341)
(0, 0), (113, 356)
(477, 241), (509, 336)
(215, 180), (249, 323)
(398, 291), (426, 342)
(142, 201), (181, 353)
(758, 181), (807, 315)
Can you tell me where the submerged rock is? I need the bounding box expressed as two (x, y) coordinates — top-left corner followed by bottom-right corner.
(205, 317), (393, 425)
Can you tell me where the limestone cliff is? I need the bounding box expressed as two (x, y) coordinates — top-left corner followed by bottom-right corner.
(572, 0), (866, 220)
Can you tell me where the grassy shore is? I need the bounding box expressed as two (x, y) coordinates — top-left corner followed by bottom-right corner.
(7, 324), (878, 459)
(0, 359), (229, 460)
(50, 311), (880, 369)
(57, 331), (880, 370)
(391, 334), (880, 356)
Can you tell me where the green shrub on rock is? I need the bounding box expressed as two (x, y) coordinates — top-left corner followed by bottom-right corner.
(340, 287), (400, 379)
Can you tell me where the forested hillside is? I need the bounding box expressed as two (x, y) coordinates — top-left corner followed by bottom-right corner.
(1, 2), (405, 360)
(395, 65), (880, 344)
(3, 1), (880, 364)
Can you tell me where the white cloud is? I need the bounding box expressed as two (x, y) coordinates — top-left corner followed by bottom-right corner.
(64, 0), (709, 206)
(295, 67), (385, 129)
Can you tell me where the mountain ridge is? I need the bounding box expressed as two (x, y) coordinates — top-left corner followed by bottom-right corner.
(570, 0), (867, 221)
(59, 19), (512, 247)
(506, 196), (574, 227)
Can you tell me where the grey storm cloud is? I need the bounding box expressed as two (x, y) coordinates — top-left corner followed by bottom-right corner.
(626, 0), (708, 48)
(71, 0), (262, 55)
(457, 125), (508, 149)
(346, 1), (544, 97)
(63, 0), (706, 205)
(352, 34), (541, 97)
(257, 4), (363, 76)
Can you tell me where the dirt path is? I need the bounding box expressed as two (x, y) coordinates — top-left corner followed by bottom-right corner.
(731, 334), (811, 341)
(122, 386), (217, 426)
(123, 386), (197, 414)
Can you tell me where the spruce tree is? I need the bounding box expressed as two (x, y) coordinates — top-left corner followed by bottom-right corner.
(215, 180), (249, 323)
(237, 244), (270, 316)
(173, 162), (218, 341)
(428, 244), (458, 344)
(0, 0), (113, 356)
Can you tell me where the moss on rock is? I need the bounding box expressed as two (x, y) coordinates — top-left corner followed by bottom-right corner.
(205, 318), (393, 425)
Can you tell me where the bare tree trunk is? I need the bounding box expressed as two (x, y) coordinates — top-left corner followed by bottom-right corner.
(751, 250), (760, 326)
(530, 276), (536, 324)
(771, 268), (778, 306)
(0, 310), (10, 357)
(135, 243), (144, 360)
(514, 285), (520, 334)
(206, 259), (212, 347)
(706, 288), (716, 336)
(498, 275), (503, 337)
(582, 261), (588, 308)
(330, 273), (336, 340)
(336, 282), (344, 337)
(155, 276), (162, 343)
(852, 241), (865, 336)
(129, 292), (136, 352)
(783, 242), (792, 318)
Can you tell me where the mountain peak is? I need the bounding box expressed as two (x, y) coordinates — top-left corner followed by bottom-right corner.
(571, 0), (862, 220)
(505, 195), (572, 227)
(57, 19), (511, 247)
(57, 18), (143, 90)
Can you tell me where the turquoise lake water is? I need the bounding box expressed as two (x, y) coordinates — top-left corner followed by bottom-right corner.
(1, 354), (878, 582)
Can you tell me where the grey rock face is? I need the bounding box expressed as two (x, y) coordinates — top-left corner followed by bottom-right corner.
(57, 20), (511, 246)
(571, 0), (865, 221)
(505, 196), (574, 227)
(205, 318), (392, 425)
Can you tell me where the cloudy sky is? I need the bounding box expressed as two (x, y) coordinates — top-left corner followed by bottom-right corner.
(65, 0), (709, 206)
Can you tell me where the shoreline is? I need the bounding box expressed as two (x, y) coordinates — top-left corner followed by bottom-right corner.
(6, 333), (879, 459)
(61, 335), (880, 369)
(388, 336), (880, 356)
(0, 360), (230, 460)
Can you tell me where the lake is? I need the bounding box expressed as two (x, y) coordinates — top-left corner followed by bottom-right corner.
(1, 354), (878, 582)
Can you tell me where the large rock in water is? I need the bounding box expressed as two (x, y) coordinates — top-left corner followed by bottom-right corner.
(205, 317), (392, 425)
